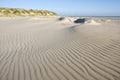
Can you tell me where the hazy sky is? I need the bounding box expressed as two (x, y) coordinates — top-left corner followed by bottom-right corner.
(0, 0), (120, 16)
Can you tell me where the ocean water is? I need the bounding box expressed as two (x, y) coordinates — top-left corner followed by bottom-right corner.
(71, 16), (120, 18)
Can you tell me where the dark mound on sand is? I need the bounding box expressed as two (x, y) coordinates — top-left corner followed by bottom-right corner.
(58, 17), (65, 21)
(74, 18), (86, 23)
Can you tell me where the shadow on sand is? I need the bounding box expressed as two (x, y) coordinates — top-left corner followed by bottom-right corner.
(57, 17), (65, 21)
(74, 18), (86, 23)
(64, 25), (80, 34)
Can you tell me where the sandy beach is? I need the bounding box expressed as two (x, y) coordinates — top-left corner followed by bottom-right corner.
(0, 16), (120, 80)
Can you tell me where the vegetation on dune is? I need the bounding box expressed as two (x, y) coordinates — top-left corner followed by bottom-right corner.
(0, 7), (58, 17)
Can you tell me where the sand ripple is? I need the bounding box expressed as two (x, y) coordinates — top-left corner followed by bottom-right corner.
(0, 17), (120, 80)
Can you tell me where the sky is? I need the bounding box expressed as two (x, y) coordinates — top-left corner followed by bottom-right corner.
(0, 0), (120, 16)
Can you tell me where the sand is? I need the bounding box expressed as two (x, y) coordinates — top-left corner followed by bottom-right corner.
(0, 16), (120, 80)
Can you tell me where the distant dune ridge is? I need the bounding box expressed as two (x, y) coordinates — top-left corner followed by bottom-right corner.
(0, 16), (120, 80)
(58, 17), (113, 25)
(0, 7), (58, 16)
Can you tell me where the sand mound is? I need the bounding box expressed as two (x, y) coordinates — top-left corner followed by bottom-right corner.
(87, 19), (101, 25)
(57, 17), (120, 25)
(57, 17), (76, 23)
(73, 18), (102, 25)
(0, 17), (120, 80)
(74, 18), (86, 23)
(58, 17), (102, 25)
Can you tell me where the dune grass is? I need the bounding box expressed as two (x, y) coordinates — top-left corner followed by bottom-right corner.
(0, 7), (58, 17)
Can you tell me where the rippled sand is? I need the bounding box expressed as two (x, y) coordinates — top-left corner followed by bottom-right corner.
(0, 17), (120, 80)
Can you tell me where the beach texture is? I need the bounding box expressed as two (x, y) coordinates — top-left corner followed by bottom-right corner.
(0, 17), (120, 80)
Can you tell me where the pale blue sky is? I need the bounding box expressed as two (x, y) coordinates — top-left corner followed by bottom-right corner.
(0, 0), (120, 16)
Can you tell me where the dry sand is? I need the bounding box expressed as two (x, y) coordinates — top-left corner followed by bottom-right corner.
(0, 16), (120, 80)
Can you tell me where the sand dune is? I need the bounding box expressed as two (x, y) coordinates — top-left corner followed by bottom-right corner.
(0, 17), (120, 80)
